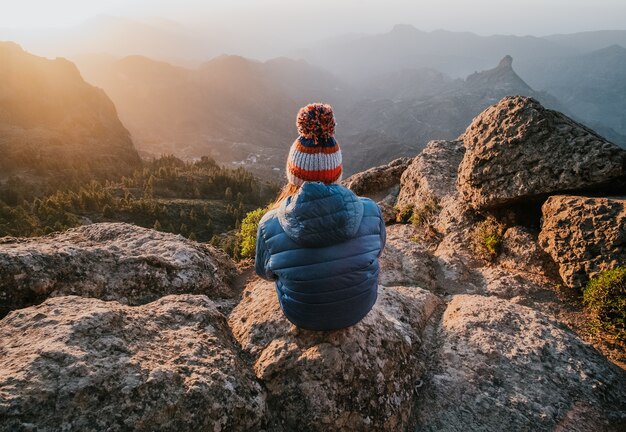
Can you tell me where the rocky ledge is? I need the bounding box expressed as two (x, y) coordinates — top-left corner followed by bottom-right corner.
(0, 295), (266, 431)
(0, 223), (236, 317)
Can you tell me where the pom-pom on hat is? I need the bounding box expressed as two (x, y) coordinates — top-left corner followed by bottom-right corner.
(287, 103), (342, 186)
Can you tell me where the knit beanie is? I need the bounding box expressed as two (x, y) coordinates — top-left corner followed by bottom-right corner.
(286, 103), (342, 186)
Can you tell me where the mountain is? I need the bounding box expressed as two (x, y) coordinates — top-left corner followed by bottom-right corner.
(359, 67), (460, 101)
(337, 55), (562, 173)
(75, 54), (355, 179)
(294, 24), (580, 81)
(75, 52), (566, 178)
(543, 30), (626, 52)
(518, 45), (626, 140)
(0, 42), (140, 198)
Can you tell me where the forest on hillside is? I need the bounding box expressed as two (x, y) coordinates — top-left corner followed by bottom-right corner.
(0, 155), (278, 255)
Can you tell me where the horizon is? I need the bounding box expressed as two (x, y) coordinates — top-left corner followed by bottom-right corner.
(2, 0), (626, 61)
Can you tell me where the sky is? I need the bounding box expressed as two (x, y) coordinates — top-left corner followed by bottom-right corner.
(1, 0), (625, 36)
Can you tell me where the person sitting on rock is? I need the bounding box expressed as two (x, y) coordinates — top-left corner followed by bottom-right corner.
(254, 103), (386, 331)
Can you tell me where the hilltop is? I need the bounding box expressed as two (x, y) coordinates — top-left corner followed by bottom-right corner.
(1, 96), (625, 431)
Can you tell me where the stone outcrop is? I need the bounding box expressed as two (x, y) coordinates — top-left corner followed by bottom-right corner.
(414, 295), (626, 431)
(0, 295), (266, 432)
(342, 157), (411, 200)
(457, 96), (626, 209)
(539, 195), (626, 288)
(0, 223), (236, 317)
(396, 140), (465, 210)
(343, 157), (412, 224)
(229, 279), (441, 431)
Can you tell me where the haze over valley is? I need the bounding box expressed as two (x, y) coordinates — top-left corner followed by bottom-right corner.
(2, 4), (626, 180)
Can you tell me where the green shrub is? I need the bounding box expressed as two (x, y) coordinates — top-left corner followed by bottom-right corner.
(410, 197), (440, 227)
(395, 204), (414, 224)
(239, 207), (268, 259)
(472, 216), (505, 260)
(583, 267), (626, 341)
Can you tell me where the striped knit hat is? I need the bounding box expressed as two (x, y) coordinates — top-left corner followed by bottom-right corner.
(286, 103), (342, 186)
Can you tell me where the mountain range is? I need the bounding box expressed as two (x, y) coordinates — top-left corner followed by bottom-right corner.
(75, 50), (609, 178)
(1, 20), (625, 180)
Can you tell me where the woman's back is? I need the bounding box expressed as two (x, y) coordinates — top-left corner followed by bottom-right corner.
(255, 181), (386, 331)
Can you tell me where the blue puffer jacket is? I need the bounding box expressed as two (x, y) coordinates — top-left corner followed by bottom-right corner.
(255, 182), (386, 331)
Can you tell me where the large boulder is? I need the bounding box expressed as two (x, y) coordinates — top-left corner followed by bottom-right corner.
(396, 140), (465, 210)
(0, 223), (236, 317)
(414, 295), (626, 431)
(539, 195), (626, 288)
(342, 157), (411, 200)
(457, 96), (626, 209)
(0, 295), (266, 431)
(229, 279), (442, 432)
(343, 157), (412, 224)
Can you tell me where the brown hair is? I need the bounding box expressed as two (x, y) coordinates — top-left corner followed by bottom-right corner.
(270, 183), (300, 210)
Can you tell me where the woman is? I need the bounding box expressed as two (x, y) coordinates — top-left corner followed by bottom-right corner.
(254, 103), (386, 331)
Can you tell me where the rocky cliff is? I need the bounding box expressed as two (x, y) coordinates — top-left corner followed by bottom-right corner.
(1, 96), (625, 431)
(0, 42), (141, 182)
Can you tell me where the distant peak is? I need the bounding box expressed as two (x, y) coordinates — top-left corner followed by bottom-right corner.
(391, 24), (419, 33)
(0, 41), (25, 53)
(498, 55), (513, 68)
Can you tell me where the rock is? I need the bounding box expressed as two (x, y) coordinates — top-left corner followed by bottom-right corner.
(378, 197), (399, 225)
(379, 224), (438, 290)
(498, 225), (559, 277)
(433, 192), (478, 236)
(0, 223), (236, 317)
(458, 96), (626, 209)
(0, 295), (266, 431)
(342, 157), (411, 201)
(414, 295), (626, 431)
(229, 278), (442, 431)
(396, 140), (465, 210)
(476, 265), (551, 299)
(539, 195), (626, 288)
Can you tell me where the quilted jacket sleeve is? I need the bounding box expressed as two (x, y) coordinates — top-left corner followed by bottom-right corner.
(254, 223), (276, 281)
(378, 214), (386, 257)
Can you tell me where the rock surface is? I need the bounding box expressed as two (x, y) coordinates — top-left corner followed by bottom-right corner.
(457, 96), (626, 209)
(415, 295), (626, 432)
(396, 140), (465, 210)
(539, 195), (626, 288)
(342, 157), (411, 201)
(0, 223), (236, 317)
(379, 224), (438, 289)
(229, 279), (441, 431)
(0, 295), (266, 432)
(498, 225), (558, 277)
